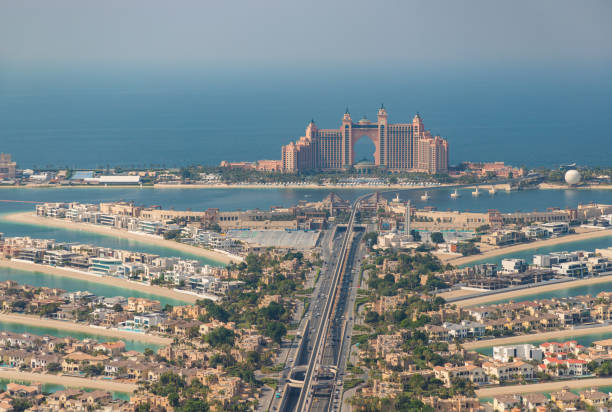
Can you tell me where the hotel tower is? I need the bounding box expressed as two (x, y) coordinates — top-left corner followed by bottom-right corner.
(281, 106), (449, 174)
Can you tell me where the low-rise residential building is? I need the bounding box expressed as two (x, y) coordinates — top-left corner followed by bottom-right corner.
(493, 343), (543, 362)
(493, 394), (521, 412)
(550, 387), (580, 409)
(433, 363), (487, 387)
(580, 388), (609, 406)
(482, 360), (535, 382)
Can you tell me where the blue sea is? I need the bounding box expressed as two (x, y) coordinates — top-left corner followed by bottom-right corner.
(1, 64), (611, 169)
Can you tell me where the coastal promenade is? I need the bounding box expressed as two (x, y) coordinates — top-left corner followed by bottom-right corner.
(0, 369), (138, 393)
(3, 211), (240, 265)
(539, 183), (612, 190)
(476, 378), (612, 397)
(444, 229), (612, 266)
(0, 313), (172, 345)
(463, 324), (612, 350)
(0, 258), (197, 304)
(451, 274), (612, 308)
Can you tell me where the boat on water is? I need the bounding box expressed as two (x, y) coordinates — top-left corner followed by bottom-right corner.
(472, 187), (480, 197)
(420, 191), (430, 201)
(450, 189), (460, 199)
(488, 186), (496, 195)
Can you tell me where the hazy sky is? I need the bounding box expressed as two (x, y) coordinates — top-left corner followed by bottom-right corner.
(1, 0), (611, 69)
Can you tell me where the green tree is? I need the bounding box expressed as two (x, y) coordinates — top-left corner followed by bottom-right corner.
(204, 327), (235, 347)
(187, 325), (201, 339)
(178, 398), (209, 412)
(263, 321), (286, 344)
(430, 232), (444, 244)
(364, 311), (379, 324)
(47, 362), (62, 373)
(11, 398), (32, 412)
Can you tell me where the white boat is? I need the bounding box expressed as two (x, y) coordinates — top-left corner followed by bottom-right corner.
(420, 191), (430, 201)
(450, 189), (460, 199)
(488, 186), (496, 195)
(472, 187), (480, 197)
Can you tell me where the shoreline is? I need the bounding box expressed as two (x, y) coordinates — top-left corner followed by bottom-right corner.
(476, 377), (612, 397)
(444, 229), (612, 266)
(0, 183), (446, 190)
(0, 369), (137, 393)
(1, 182), (611, 191)
(1, 182), (611, 190)
(539, 183), (612, 190)
(0, 259), (197, 304)
(463, 324), (612, 350)
(0, 313), (171, 345)
(453, 275), (612, 308)
(2, 211), (239, 265)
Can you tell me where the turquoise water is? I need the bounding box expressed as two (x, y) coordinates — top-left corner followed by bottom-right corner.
(0, 379), (130, 400)
(0, 321), (161, 353)
(475, 330), (612, 357)
(0, 209), (223, 267)
(459, 235), (612, 268)
(480, 385), (612, 403)
(0, 187), (611, 214)
(0, 266), (188, 306)
(480, 280), (612, 307)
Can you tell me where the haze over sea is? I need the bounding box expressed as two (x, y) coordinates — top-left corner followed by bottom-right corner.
(1, 64), (611, 169)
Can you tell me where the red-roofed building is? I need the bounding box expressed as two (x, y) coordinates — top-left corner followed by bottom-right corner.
(539, 357), (588, 377)
(539, 341), (580, 355)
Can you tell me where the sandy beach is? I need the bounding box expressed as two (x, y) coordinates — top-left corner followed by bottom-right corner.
(437, 288), (481, 300)
(0, 313), (172, 345)
(539, 183), (612, 190)
(0, 369), (137, 393)
(445, 229), (612, 266)
(0, 258), (197, 304)
(2, 211), (240, 265)
(463, 324), (612, 350)
(476, 377), (612, 397)
(453, 275), (612, 308)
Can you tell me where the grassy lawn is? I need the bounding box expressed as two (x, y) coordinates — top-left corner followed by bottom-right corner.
(260, 378), (279, 390)
(261, 364), (284, 374)
(343, 378), (365, 390)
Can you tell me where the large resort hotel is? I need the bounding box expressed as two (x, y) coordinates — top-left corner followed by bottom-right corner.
(281, 106), (449, 174)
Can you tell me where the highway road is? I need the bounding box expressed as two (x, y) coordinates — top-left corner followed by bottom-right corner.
(292, 192), (371, 412)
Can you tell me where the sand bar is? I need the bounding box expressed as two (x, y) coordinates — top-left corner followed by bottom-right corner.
(2, 211), (240, 265)
(445, 229), (612, 266)
(437, 289), (481, 300)
(0, 369), (137, 392)
(0, 313), (171, 345)
(0, 258), (196, 304)
(539, 183), (612, 190)
(453, 275), (612, 308)
(476, 377), (612, 397)
(463, 324), (612, 350)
